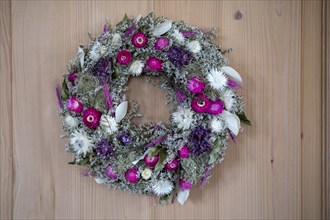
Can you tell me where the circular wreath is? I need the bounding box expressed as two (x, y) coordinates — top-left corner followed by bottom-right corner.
(56, 13), (250, 205)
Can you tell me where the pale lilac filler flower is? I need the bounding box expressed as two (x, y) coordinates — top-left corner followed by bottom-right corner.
(187, 76), (205, 94)
(125, 167), (140, 183)
(181, 31), (196, 37)
(154, 37), (169, 50)
(66, 97), (83, 113)
(132, 32), (148, 48)
(188, 126), (211, 155)
(180, 178), (192, 190)
(117, 50), (132, 65)
(82, 108), (101, 128)
(191, 94), (211, 113)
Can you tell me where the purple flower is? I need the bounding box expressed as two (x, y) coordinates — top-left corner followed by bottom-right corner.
(179, 178), (192, 190)
(191, 94), (211, 113)
(176, 90), (186, 102)
(105, 164), (118, 179)
(68, 71), (78, 85)
(164, 46), (192, 68)
(123, 22), (135, 39)
(178, 145), (190, 158)
(125, 167), (140, 184)
(188, 126), (211, 155)
(96, 140), (113, 159)
(66, 97), (83, 113)
(91, 57), (112, 85)
(144, 154), (159, 167)
(165, 159), (178, 171)
(187, 76), (205, 94)
(82, 108), (101, 128)
(208, 100), (224, 115)
(118, 133), (132, 145)
(132, 32), (148, 48)
(117, 50), (132, 65)
(154, 37), (169, 50)
(227, 79), (240, 89)
(146, 56), (162, 71)
(181, 31), (196, 37)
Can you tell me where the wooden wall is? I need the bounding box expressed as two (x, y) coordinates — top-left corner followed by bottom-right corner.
(0, 0), (325, 219)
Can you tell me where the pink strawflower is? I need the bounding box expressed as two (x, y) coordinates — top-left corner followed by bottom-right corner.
(178, 145), (190, 158)
(144, 154), (159, 167)
(82, 108), (101, 128)
(208, 100), (224, 115)
(154, 37), (169, 50)
(227, 79), (240, 88)
(146, 57), (162, 71)
(68, 71), (78, 85)
(191, 94), (211, 113)
(180, 178), (192, 190)
(132, 32), (148, 48)
(187, 76), (205, 94)
(66, 97), (83, 113)
(165, 159), (178, 171)
(116, 50), (132, 65)
(125, 167), (140, 184)
(105, 164), (118, 179)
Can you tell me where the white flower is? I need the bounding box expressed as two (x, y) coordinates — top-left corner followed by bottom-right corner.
(171, 107), (194, 130)
(129, 60), (144, 76)
(111, 33), (122, 46)
(64, 115), (78, 128)
(70, 131), (92, 156)
(171, 29), (184, 44)
(187, 40), (201, 53)
(210, 117), (226, 133)
(152, 179), (174, 196)
(100, 114), (118, 134)
(89, 41), (102, 61)
(207, 68), (228, 91)
(141, 168), (152, 180)
(222, 89), (236, 111)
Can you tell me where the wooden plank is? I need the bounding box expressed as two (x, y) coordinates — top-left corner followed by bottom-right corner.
(0, 0), (13, 219)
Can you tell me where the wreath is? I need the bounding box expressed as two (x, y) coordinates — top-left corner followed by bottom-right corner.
(56, 13), (250, 205)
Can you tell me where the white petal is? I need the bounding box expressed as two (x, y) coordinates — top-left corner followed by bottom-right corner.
(177, 190), (190, 205)
(77, 47), (84, 68)
(222, 110), (241, 136)
(153, 20), (172, 36)
(221, 66), (243, 85)
(95, 178), (107, 184)
(115, 101), (128, 122)
(132, 151), (148, 165)
(135, 15), (142, 22)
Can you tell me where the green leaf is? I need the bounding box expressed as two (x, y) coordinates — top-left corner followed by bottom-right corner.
(68, 161), (75, 165)
(209, 138), (222, 164)
(147, 146), (162, 159)
(154, 148), (167, 172)
(237, 111), (251, 126)
(76, 157), (89, 166)
(61, 80), (69, 101)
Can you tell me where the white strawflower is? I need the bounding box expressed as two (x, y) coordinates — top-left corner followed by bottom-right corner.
(111, 33), (122, 46)
(100, 114), (118, 134)
(89, 41), (102, 61)
(207, 68), (228, 91)
(141, 168), (152, 180)
(187, 40), (201, 53)
(129, 60), (144, 76)
(222, 89), (236, 111)
(171, 29), (184, 44)
(210, 117), (226, 133)
(70, 131), (92, 156)
(171, 107), (194, 130)
(152, 179), (174, 196)
(64, 115), (78, 128)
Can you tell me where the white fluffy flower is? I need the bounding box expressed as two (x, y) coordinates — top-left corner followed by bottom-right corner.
(89, 41), (103, 61)
(70, 131), (92, 156)
(65, 115), (79, 128)
(100, 114), (118, 134)
(187, 40), (201, 53)
(222, 89), (236, 111)
(141, 168), (152, 180)
(171, 29), (184, 44)
(111, 33), (122, 46)
(152, 179), (174, 196)
(172, 107), (194, 130)
(207, 68), (228, 91)
(129, 60), (144, 76)
(210, 117), (226, 133)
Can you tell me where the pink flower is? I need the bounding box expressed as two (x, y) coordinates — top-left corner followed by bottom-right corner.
(180, 178), (192, 190)
(208, 100), (224, 115)
(116, 50), (132, 65)
(178, 145), (190, 158)
(165, 159), (178, 171)
(144, 154), (159, 167)
(105, 164), (118, 179)
(176, 90), (186, 102)
(82, 108), (101, 128)
(191, 94), (211, 113)
(66, 97), (83, 113)
(187, 77), (205, 94)
(146, 57), (162, 71)
(68, 71), (78, 85)
(125, 167), (140, 184)
(227, 79), (240, 89)
(132, 32), (148, 48)
(154, 37), (169, 50)
(182, 31), (196, 37)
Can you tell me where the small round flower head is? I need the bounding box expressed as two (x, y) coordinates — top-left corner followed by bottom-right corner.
(129, 60), (144, 76)
(95, 139), (113, 159)
(191, 94), (211, 113)
(176, 90), (186, 102)
(144, 154), (159, 167)
(178, 145), (190, 158)
(118, 133), (132, 145)
(154, 37), (169, 50)
(64, 115), (79, 128)
(146, 56), (162, 71)
(66, 97), (83, 113)
(131, 32), (148, 48)
(187, 40), (201, 54)
(105, 164), (118, 179)
(125, 167), (140, 184)
(189, 126), (211, 155)
(207, 68), (228, 91)
(208, 100), (224, 115)
(210, 117), (226, 133)
(116, 50), (132, 65)
(82, 108), (102, 129)
(141, 168), (152, 180)
(165, 159), (179, 171)
(179, 178), (192, 190)
(152, 179), (174, 196)
(68, 71), (78, 85)
(187, 76), (205, 94)
(171, 106), (194, 130)
(171, 29), (185, 44)
(70, 131), (92, 156)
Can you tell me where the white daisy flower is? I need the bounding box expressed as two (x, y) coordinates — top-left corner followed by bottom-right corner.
(187, 40), (201, 53)
(207, 68), (228, 91)
(152, 179), (174, 196)
(129, 60), (144, 76)
(172, 107), (194, 130)
(222, 89), (236, 111)
(100, 114), (118, 134)
(64, 115), (79, 128)
(141, 168), (152, 180)
(70, 131), (92, 156)
(171, 29), (185, 44)
(111, 33), (122, 47)
(210, 117), (226, 133)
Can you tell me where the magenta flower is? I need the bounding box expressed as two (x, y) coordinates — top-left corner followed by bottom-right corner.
(191, 94), (211, 113)
(178, 145), (190, 158)
(82, 108), (101, 128)
(66, 97), (83, 113)
(154, 37), (169, 50)
(180, 178), (192, 190)
(68, 71), (78, 85)
(176, 90), (186, 102)
(116, 50), (132, 65)
(187, 76), (205, 94)
(125, 167), (140, 184)
(144, 154), (159, 167)
(182, 31), (196, 37)
(146, 57), (162, 71)
(165, 159), (178, 171)
(105, 164), (118, 179)
(227, 79), (240, 88)
(208, 100), (224, 115)
(132, 32), (148, 48)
